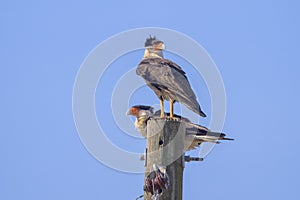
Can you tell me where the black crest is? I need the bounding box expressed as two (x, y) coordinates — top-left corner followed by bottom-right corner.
(133, 105), (154, 112)
(144, 35), (157, 47)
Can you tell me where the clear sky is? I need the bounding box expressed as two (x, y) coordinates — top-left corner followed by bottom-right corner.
(1, 0), (300, 200)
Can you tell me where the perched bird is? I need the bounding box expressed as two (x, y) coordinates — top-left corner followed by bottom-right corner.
(136, 36), (206, 119)
(126, 105), (233, 151)
(144, 164), (169, 197)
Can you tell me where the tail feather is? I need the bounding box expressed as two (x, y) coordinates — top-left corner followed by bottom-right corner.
(222, 137), (234, 141)
(199, 110), (206, 117)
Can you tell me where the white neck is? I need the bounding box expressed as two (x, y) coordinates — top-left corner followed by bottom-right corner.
(143, 48), (163, 59)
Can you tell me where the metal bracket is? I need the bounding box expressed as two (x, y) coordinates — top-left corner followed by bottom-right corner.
(184, 155), (203, 162)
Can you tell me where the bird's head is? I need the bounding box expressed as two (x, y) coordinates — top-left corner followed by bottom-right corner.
(126, 106), (140, 117)
(143, 36), (165, 58)
(126, 105), (154, 137)
(126, 105), (154, 117)
(145, 35), (166, 50)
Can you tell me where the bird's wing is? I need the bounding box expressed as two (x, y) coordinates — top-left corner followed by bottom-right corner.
(137, 58), (205, 116)
(184, 121), (234, 150)
(185, 122), (233, 142)
(138, 58), (186, 77)
(161, 59), (187, 77)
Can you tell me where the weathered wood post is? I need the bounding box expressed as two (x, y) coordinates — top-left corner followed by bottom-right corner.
(144, 118), (185, 200)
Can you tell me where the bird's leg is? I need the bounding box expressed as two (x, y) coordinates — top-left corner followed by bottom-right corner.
(160, 98), (165, 118)
(170, 100), (174, 119)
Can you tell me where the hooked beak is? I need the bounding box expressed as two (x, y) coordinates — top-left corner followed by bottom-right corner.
(126, 110), (132, 116)
(161, 43), (166, 50)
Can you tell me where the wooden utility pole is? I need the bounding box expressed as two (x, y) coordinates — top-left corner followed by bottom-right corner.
(144, 119), (185, 200)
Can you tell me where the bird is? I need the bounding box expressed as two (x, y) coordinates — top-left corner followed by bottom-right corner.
(153, 164), (169, 191)
(144, 164), (169, 197)
(126, 105), (233, 151)
(136, 36), (206, 119)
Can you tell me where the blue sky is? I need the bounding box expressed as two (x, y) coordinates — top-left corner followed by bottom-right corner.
(1, 0), (300, 199)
